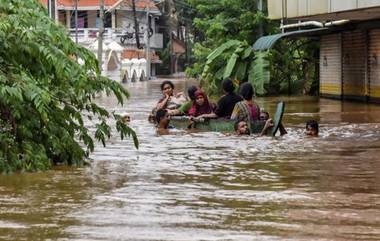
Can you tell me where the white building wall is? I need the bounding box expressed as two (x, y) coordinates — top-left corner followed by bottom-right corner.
(330, 0), (357, 12)
(268, 0), (380, 19)
(359, 0), (380, 8)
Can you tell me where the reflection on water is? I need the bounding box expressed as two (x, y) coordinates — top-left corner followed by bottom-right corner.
(1, 78), (380, 240)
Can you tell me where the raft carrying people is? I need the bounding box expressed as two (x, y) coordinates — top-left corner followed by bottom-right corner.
(151, 78), (286, 136)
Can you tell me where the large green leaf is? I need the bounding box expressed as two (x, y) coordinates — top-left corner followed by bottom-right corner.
(248, 51), (270, 95)
(234, 62), (248, 81)
(206, 40), (241, 65)
(241, 46), (253, 59)
(223, 53), (239, 79)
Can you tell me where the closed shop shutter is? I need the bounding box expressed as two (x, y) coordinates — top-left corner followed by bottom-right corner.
(342, 30), (366, 99)
(369, 29), (380, 100)
(320, 34), (342, 97)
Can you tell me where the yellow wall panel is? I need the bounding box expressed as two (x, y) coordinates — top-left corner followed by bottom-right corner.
(343, 84), (366, 96)
(370, 86), (380, 97)
(320, 83), (342, 95)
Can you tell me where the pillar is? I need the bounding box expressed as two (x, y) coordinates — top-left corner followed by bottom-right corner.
(66, 10), (71, 28)
(112, 11), (116, 29)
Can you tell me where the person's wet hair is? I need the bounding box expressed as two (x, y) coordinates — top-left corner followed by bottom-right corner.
(160, 80), (174, 91)
(306, 120), (319, 133)
(187, 85), (198, 101)
(222, 78), (235, 94)
(239, 82), (254, 100)
(155, 109), (168, 123)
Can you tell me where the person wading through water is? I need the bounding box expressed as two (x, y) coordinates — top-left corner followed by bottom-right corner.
(156, 80), (186, 111)
(231, 82), (260, 123)
(167, 85), (198, 116)
(155, 109), (170, 135)
(215, 78), (243, 118)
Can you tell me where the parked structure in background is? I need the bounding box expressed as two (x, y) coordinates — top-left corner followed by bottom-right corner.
(39, 0), (163, 82)
(259, 0), (380, 103)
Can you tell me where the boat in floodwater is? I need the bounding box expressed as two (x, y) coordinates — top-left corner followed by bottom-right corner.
(170, 102), (285, 136)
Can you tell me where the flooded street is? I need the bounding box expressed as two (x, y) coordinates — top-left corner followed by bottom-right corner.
(1, 78), (380, 240)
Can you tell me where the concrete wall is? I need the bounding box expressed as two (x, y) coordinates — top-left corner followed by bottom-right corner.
(268, 0), (380, 19)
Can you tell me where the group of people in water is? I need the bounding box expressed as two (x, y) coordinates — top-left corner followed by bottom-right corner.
(151, 78), (319, 137)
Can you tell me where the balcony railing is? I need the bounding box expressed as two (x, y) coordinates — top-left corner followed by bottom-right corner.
(68, 28), (163, 49)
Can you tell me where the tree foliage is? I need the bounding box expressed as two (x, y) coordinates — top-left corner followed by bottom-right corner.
(0, 0), (138, 173)
(267, 39), (320, 95)
(201, 40), (270, 96)
(185, 0), (319, 96)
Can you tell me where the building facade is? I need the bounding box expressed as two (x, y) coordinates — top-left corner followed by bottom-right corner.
(40, 0), (163, 81)
(265, 0), (380, 102)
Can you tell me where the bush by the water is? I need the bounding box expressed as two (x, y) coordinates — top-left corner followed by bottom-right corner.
(0, 0), (137, 173)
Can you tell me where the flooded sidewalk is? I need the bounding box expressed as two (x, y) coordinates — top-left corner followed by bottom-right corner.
(1, 78), (380, 240)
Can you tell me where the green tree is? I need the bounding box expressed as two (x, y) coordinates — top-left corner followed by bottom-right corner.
(0, 0), (137, 173)
(185, 0), (319, 96)
(185, 0), (273, 88)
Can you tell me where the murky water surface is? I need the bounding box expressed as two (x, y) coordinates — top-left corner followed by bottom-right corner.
(1, 78), (380, 240)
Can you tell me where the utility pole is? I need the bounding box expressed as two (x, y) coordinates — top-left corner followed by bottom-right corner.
(146, 5), (151, 80)
(169, 31), (173, 74)
(98, 0), (105, 73)
(132, 0), (141, 49)
(185, 21), (190, 67)
(258, 0), (263, 37)
(48, 0), (56, 21)
(75, 0), (78, 43)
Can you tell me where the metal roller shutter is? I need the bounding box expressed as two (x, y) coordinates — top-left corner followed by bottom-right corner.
(320, 34), (342, 97)
(342, 30), (367, 99)
(369, 29), (380, 101)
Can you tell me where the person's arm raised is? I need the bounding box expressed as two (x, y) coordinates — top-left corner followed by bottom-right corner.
(156, 94), (170, 110)
(260, 118), (274, 136)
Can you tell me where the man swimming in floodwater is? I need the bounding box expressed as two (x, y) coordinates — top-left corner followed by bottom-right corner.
(259, 111), (287, 136)
(234, 120), (250, 136)
(306, 120), (319, 136)
(234, 119), (276, 136)
(156, 109), (170, 135)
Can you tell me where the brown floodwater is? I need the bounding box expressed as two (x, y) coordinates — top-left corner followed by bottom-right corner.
(1, 78), (380, 240)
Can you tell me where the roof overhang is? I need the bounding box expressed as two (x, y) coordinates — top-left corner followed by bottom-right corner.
(252, 28), (331, 51)
(285, 6), (380, 22)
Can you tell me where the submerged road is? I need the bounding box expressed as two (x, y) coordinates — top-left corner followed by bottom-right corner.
(1, 78), (380, 240)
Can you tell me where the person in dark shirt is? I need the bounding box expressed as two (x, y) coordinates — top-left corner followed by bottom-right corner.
(215, 78), (243, 118)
